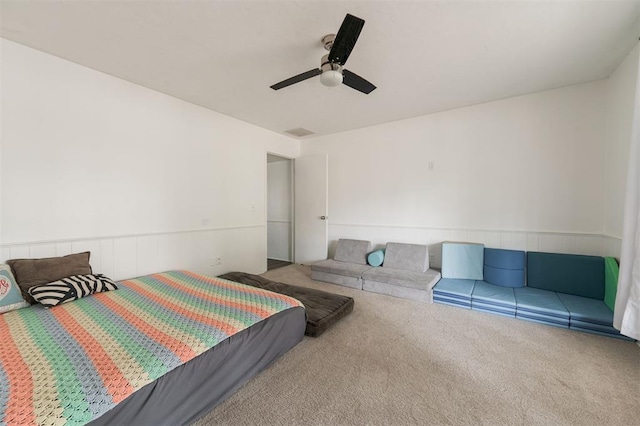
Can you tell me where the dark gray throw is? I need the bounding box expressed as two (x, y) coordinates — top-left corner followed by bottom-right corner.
(219, 272), (354, 337)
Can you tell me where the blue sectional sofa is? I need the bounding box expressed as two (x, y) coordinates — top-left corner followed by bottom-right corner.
(432, 242), (630, 340)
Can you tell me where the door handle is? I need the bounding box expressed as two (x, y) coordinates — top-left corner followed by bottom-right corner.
(320, 216), (327, 220)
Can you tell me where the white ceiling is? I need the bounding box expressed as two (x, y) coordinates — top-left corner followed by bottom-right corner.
(1, 1), (638, 139)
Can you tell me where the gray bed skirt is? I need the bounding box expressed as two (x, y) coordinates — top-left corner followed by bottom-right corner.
(90, 306), (306, 426)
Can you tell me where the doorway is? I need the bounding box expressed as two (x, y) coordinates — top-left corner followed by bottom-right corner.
(267, 153), (294, 270)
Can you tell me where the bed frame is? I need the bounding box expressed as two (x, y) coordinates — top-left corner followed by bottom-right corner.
(90, 306), (305, 425)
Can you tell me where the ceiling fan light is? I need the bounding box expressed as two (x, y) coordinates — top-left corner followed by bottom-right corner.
(320, 70), (343, 87)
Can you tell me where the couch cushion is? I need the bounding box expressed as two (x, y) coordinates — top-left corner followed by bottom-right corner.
(516, 313), (569, 328)
(362, 267), (440, 290)
(570, 325), (631, 340)
(484, 266), (526, 288)
(311, 270), (362, 290)
(570, 320), (620, 334)
(483, 248), (526, 288)
(432, 278), (476, 300)
(514, 287), (569, 319)
(311, 259), (372, 278)
(471, 302), (516, 317)
(441, 243), (484, 280)
(526, 252), (604, 300)
(556, 293), (613, 326)
(484, 248), (526, 269)
(433, 295), (471, 309)
(334, 239), (372, 265)
(382, 243), (428, 272)
(604, 257), (619, 312)
(471, 281), (516, 308)
(363, 280), (436, 303)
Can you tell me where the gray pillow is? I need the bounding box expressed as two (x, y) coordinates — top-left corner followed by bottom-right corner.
(334, 239), (372, 265)
(383, 243), (429, 272)
(7, 252), (93, 304)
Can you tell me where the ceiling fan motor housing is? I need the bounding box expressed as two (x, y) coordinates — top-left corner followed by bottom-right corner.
(320, 53), (343, 87)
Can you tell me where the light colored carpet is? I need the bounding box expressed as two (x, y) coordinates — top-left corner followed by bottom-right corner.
(194, 265), (639, 425)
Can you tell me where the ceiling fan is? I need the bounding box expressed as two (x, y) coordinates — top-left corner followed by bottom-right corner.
(270, 14), (376, 94)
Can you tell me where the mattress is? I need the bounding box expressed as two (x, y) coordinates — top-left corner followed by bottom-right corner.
(219, 271), (353, 337)
(0, 270), (305, 425)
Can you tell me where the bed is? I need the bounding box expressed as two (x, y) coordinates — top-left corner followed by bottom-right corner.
(0, 270), (306, 425)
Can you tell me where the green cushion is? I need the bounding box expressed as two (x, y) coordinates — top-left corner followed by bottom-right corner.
(604, 257), (619, 311)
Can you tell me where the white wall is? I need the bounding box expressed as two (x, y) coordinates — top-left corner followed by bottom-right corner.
(3, 36), (636, 275)
(301, 81), (608, 264)
(0, 39), (299, 278)
(267, 158), (292, 261)
(603, 43), (639, 258)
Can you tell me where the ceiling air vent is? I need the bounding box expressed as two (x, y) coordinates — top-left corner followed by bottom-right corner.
(284, 128), (315, 138)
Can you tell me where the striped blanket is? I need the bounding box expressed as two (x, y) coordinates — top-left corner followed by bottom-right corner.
(0, 270), (303, 426)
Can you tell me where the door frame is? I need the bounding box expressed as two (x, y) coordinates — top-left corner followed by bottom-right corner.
(265, 152), (295, 264)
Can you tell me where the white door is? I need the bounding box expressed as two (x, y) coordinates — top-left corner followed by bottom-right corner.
(294, 154), (328, 264)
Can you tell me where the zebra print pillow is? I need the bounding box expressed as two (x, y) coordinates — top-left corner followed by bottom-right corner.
(28, 274), (118, 308)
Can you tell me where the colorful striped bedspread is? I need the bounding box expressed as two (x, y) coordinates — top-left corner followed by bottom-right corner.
(0, 270), (303, 426)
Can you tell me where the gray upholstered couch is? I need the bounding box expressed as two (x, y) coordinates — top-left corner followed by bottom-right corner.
(311, 239), (373, 289)
(362, 242), (441, 303)
(311, 239), (442, 302)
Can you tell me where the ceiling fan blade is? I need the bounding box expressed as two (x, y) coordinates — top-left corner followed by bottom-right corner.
(342, 69), (376, 94)
(327, 14), (365, 65)
(270, 69), (322, 90)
